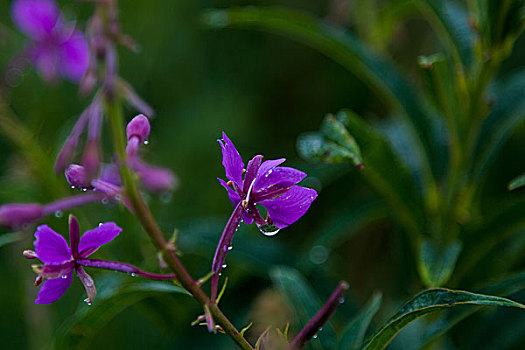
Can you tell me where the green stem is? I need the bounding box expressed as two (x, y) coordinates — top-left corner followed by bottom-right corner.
(105, 97), (253, 350)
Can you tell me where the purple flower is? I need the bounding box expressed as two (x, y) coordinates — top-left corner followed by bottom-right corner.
(25, 215), (121, 304)
(11, 0), (89, 82)
(65, 115), (175, 196)
(218, 132), (317, 232)
(211, 132), (317, 300)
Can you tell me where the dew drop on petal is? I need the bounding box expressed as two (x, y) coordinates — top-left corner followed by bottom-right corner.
(130, 273), (136, 277)
(257, 224), (280, 236)
(84, 298), (92, 306)
(101, 198), (109, 205)
(222, 264), (227, 269)
(227, 246), (233, 251)
(54, 210), (63, 218)
(339, 298), (345, 304)
(143, 140), (149, 145)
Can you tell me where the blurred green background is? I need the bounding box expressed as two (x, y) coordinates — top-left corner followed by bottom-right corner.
(0, 0), (524, 349)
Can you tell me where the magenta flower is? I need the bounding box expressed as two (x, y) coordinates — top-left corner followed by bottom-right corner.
(25, 215), (121, 304)
(11, 0), (89, 82)
(211, 132), (317, 300)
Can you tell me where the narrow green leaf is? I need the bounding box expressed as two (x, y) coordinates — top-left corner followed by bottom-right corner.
(335, 110), (425, 237)
(337, 292), (382, 350)
(420, 269), (525, 348)
(362, 288), (525, 350)
(472, 68), (525, 183)
(271, 266), (337, 350)
(418, 238), (462, 287)
(509, 172), (525, 191)
(54, 276), (189, 349)
(0, 232), (23, 248)
(201, 6), (442, 181)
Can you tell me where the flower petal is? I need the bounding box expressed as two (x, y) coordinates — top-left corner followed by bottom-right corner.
(31, 44), (59, 82)
(11, 0), (59, 39)
(243, 155), (263, 193)
(253, 166), (306, 193)
(78, 222), (122, 257)
(218, 178), (241, 207)
(259, 186), (318, 229)
(57, 30), (89, 82)
(34, 225), (72, 264)
(35, 271), (72, 304)
(76, 266), (96, 304)
(218, 132), (244, 189)
(69, 215), (80, 258)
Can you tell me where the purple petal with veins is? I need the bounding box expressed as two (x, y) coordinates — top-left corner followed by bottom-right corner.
(35, 271), (72, 304)
(34, 225), (72, 264)
(259, 186), (318, 229)
(253, 166), (306, 193)
(218, 132), (244, 190)
(78, 222), (122, 257)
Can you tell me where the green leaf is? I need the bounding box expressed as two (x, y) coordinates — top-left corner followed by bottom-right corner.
(414, 0), (474, 67)
(337, 292), (382, 350)
(201, 6), (442, 182)
(362, 288), (525, 350)
(271, 266), (337, 350)
(472, 68), (525, 183)
(509, 172), (525, 191)
(0, 232), (23, 248)
(335, 110), (426, 237)
(54, 276), (189, 350)
(420, 269), (525, 348)
(297, 114), (362, 166)
(418, 238), (462, 287)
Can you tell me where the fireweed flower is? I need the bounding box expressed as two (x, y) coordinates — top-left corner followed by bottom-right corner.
(25, 215), (121, 304)
(65, 115), (176, 200)
(11, 0), (89, 82)
(211, 132), (318, 300)
(24, 215), (177, 304)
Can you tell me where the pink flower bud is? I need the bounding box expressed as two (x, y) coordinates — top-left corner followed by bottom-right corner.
(126, 114), (150, 142)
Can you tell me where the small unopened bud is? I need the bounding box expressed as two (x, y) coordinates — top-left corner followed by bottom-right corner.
(126, 114), (150, 142)
(23, 250), (38, 259)
(65, 164), (91, 189)
(0, 204), (43, 228)
(34, 275), (43, 286)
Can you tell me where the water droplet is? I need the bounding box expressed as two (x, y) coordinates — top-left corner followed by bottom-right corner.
(130, 273), (136, 277)
(54, 211), (63, 218)
(222, 264), (227, 269)
(143, 140), (149, 145)
(114, 194), (122, 201)
(71, 185), (75, 189)
(309, 245), (329, 265)
(257, 224), (280, 236)
(84, 298), (92, 306)
(227, 246), (233, 251)
(160, 192), (172, 203)
(313, 334), (318, 339)
(82, 188), (87, 192)
(61, 274), (68, 279)
(339, 298), (345, 304)
(99, 223), (103, 226)
(101, 198), (109, 205)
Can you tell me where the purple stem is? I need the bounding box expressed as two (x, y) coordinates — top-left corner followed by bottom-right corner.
(211, 201), (245, 301)
(289, 281), (349, 350)
(76, 258), (177, 280)
(42, 193), (107, 216)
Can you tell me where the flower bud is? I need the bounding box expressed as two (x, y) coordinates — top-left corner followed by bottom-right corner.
(23, 250), (38, 259)
(65, 164), (92, 189)
(126, 114), (150, 143)
(0, 204), (43, 228)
